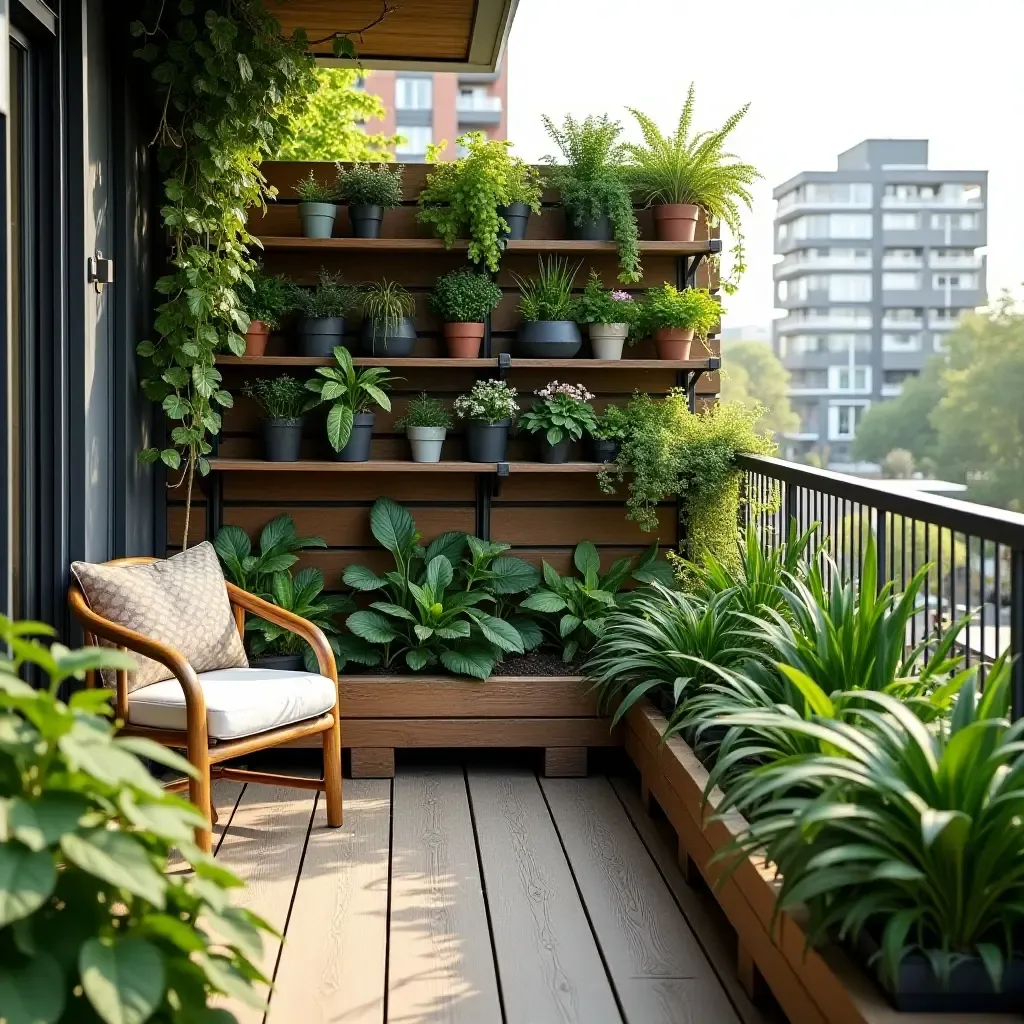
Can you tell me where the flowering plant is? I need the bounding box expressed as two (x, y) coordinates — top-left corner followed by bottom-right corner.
(453, 379), (519, 424)
(575, 270), (638, 328)
(520, 381), (598, 445)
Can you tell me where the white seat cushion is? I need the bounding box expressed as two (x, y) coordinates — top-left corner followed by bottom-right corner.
(127, 667), (336, 741)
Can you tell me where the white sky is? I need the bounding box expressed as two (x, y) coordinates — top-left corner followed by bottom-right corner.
(505, 0), (1024, 330)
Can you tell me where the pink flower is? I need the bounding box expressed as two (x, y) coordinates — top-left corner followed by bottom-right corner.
(610, 290), (633, 302)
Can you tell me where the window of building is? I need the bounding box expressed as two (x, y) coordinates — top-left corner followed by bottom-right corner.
(827, 307), (872, 325)
(882, 333), (922, 352)
(883, 248), (922, 265)
(395, 76), (432, 110)
(790, 369), (829, 389)
(828, 274), (872, 301)
(885, 369), (918, 386)
(885, 307), (923, 322)
(788, 334), (823, 354)
(883, 212), (919, 231)
(931, 212), (978, 231)
(933, 272), (978, 290)
(828, 365), (871, 392)
(829, 214), (872, 238)
(829, 402), (870, 440)
(395, 124), (433, 156)
(827, 333), (871, 353)
(882, 272), (921, 290)
(933, 248), (972, 259)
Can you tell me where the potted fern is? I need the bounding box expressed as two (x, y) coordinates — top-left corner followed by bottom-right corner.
(396, 392), (452, 463)
(622, 84), (760, 293)
(291, 269), (361, 357)
(295, 169), (340, 239)
(243, 375), (316, 462)
(512, 256), (582, 358)
(429, 267), (503, 358)
(645, 283), (721, 360)
(360, 280), (417, 356)
(241, 267), (293, 358)
(335, 162), (404, 239)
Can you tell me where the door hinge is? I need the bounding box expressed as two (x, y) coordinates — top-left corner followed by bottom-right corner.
(88, 250), (114, 291)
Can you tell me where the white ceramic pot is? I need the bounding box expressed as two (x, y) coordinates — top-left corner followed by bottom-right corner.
(589, 322), (629, 360)
(407, 426), (447, 463)
(298, 201), (338, 239)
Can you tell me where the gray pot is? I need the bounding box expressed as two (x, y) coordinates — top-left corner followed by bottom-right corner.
(589, 322), (629, 360)
(297, 316), (346, 358)
(407, 426), (446, 463)
(538, 436), (572, 464)
(498, 202), (531, 242)
(263, 419), (303, 462)
(298, 201), (338, 239)
(591, 437), (621, 464)
(567, 214), (613, 241)
(465, 419), (511, 463)
(360, 316), (417, 357)
(515, 320), (582, 358)
(249, 653), (305, 673)
(334, 411), (375, 462)
(349, 204), (384, 239)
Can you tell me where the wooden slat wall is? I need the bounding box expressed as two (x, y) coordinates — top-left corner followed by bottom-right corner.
(168, 161), (721, 591)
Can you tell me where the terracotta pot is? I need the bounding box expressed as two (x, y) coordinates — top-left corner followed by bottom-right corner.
(653, 203), (700, 242)
(244, 321), (270, 357)
(443, 322), (485, 358)
(655, 328), (694, 360)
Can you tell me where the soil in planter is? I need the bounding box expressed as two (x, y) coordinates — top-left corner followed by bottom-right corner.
(351, 650), (583, 678)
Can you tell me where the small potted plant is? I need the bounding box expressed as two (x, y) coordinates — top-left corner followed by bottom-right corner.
(575, 270), (637, 360)
(291, 269), (361, 357)
(519, 381), (598, 464)
(396, 392), (452, 463)
(454, 379), (519, 463)
(241, 268), (293, 357)
(243, 375), (315, 463)
(512, 255), (582, 358)
(335, 162), (404, 239)
(499, 157), (545, 241)
(304, 346), (395, 462)
(360, 279), (417, 356)
(644, 283), (721, 360)
(295, 169), (340, 239)
(590, 404), (630, 463)
(429, 268), (503, 358)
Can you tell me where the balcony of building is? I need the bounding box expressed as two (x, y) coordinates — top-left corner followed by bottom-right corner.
(456, 88), (503, 125)
(774, 250), (872, 277)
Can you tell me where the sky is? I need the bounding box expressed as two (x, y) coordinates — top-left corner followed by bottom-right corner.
(505, 0), (1024, 332)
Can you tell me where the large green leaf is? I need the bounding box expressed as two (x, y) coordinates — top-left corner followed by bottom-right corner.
(326, 404), (354, 452)
(80, 938), (165, 1024)
(469, 612), (524, 654)
(406, 648), (430, 671)
(425, 556), (454, 596)
(212, 525), (251, 584)
(488, 556), (541, 594)
(257, 514), (297, 557)
(342, 564), (389, 591)
(509, 616), (543, 651)
(0, 844), (57, 926)
(346, 610), (400, 644)
(7, 793), (89, 852)
(573, 541), (600, 578)
(520, 590), (568, 614)
(0, 952), (65, 1024)
(425, 531), (467, 566)
(61, 830), (167, 909)
(334, 634), (382, 667)
(439, 646), (495, 680)
(369, 497), (416, 556)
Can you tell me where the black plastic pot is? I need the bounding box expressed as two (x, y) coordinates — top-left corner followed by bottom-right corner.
(498, 202), (531, 242)
(249, 653), (306, 673)
(360, 316), (417, 357)
(334, 411), (375, 462)
(465, 419), (511, 463)
(567, 215), (613, 241)
(349, 204), (384, 239)
(590, 437), (621, 464)
(515, 320), (582, 359)
(263, 419), (303, 462)
(538, 436), (572, 464)
(298, 317), (346, 358)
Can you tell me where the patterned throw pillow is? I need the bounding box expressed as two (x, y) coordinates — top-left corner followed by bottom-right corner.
(71, 542), (248, 691)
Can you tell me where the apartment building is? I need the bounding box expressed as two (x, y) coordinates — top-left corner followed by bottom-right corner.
(772, 140), (987, 468)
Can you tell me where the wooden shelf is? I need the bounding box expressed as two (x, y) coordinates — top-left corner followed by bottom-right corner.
(217, 356), (717, 370)
(257, 236), (719, 256)
(207, 458), (613, 474)
(504, 462), (609, 474)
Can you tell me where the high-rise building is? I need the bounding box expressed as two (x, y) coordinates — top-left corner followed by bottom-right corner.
(772, 140), (987, 468)
(363, 62), (508, 161)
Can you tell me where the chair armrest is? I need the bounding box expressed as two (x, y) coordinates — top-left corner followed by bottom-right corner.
(226, 582), (339, 685)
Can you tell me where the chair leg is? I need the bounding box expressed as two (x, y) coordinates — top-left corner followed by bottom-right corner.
(323, 718), (343, 828)
(188, 741), (213, 854)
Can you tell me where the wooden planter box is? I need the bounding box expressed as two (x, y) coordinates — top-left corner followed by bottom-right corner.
(625, 702), (1011, 1024)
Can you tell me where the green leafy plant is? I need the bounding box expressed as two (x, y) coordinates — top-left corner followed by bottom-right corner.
(304, 346), (395, 452)
(592, 405), (632, 442)
(294, 168), (339, 203)
(542, 114), (640, 283)
(520, 381), (598, 446)
(214, 513), (327, 597)
(335, 162), (404, 208)
(242, 375), (316, 420)
(395, 393), (452, 430)
(622, 85), (761, 293)
(417, 132), (542, 272)
(361, 279), (415, 340)
(645, 283), (721, 343)
(453, 379), (519, 424)
(575, 271), (638, 332)
(429, 268), (503, 324)
(292, 268), (361, 320)
(0, 615), (273, 1023)
(512, 255), (580, 322)
(241, 268), (293, 329)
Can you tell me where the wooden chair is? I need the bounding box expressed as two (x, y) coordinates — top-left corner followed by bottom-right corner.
(68, 556), (343, 853)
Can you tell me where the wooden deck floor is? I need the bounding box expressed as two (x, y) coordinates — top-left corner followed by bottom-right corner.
(202, 764), (769, 1024)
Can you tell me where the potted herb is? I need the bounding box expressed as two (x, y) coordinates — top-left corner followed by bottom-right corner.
(360, 279), (417, 356)
(454, 379), (519, 463)
(291, 269), (361, 357)
(243, 375), (315, 462)
(623, 85), (760, 293)
(575, 270), (637, 360)
(542, 114), (640, 283)
(335, 161), (404, 239)
(295, 169), (340, 239)
(512, 255), (582, 358)
(240, 268), (293, 357)
(417, 133), (543, 272)
(429, 267), (503, 358)
(304, 345), (395, 462)
(396, 392), (452, 463)
(644, 283), (720, 360)
(520, 381), (597, 464)
(591, 404), (631, 463)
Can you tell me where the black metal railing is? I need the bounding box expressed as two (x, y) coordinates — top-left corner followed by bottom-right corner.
(738, 455), (1024, 717)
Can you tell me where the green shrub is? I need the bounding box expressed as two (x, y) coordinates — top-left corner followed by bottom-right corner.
(575, 271), (638, 331)
(395, 393), (452, 430)
(512, 255), (580, 322)
(214, 512), (326, 597)
(591, 404), (632, 441)
(644, 283), (721, 340)
(291, 268), (360, 319)
(241, 268), (293, 329)
(519, 381), (598, 445)
(361, 279), (415, 336)
(242, 375), (316, 420)
(335, 162), (404, 208)
(295, 168), (338, 203)
(429, 268), (503, 323)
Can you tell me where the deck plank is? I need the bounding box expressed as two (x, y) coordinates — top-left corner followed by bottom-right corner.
(467, 770), (622, 1024)
(387, 768), (502, 1024)
(267, 782), (392, 1024)
(541, 777), (740, 1024)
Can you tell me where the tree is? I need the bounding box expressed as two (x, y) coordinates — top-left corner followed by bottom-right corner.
(881, 448), (916, 479)
(276, 69), (401, 161)
(720, 340), (798, 440)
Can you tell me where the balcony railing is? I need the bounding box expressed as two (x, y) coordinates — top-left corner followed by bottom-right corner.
(456, 94), (503, 112)
(882, 316), (924, 330)
(738, 455), (1024, 713)
(776, 315), (872, 332)
(882, 194), (983, 209)
(930, 254), (982, 270)
(776, 254), (871, 275)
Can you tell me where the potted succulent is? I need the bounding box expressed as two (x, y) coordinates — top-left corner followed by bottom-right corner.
(304, 345), (395, 462)
(396, 392), (452, 463)
(454, 379), (519, 463)
(590, 404), (630, 463)
(429, 267), (503, 358)
(241, 268), (293, 357)
(622, 85), (760, 293)
(512, 256), (582, 358)
(575, 270), (637, 360)
(243, 375), (316, 463)
(520, 381), (598, 464)
(360, 279), (417, 356)
(295, 169), (340, 239)
(645, 283), (721, 360)
(335, 161), (404, 239)
(542, 113), (640, 283)
(417, 133), (543, 272)
(291, 269), (361, 357)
